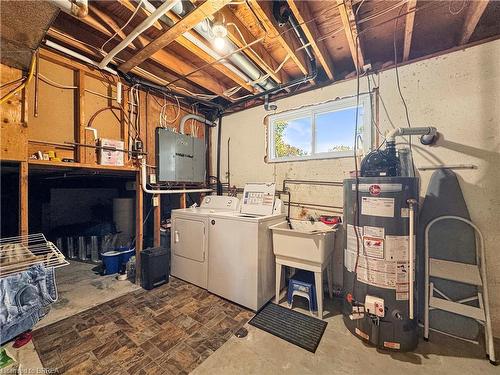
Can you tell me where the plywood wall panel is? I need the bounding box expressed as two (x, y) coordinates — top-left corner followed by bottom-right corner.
(1, 64), (27, 161)
(27, 59), (74, 144)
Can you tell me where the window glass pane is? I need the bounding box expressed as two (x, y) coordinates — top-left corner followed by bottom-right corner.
(315, 106), (363, 153)
(273, 116), (312, 157)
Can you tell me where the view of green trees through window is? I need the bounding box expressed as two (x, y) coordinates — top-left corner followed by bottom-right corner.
(271, 105), (364, 160)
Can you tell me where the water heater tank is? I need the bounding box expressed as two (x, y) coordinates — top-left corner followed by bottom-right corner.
(342, 177), (419, 351)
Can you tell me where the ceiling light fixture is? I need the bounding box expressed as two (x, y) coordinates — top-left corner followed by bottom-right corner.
(212, 13), (227, 51)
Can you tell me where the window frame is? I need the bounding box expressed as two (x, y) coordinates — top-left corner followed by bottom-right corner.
(267, 94), (372, 163)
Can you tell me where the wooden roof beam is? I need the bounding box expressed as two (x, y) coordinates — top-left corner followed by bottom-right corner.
(89, 5), (141, 50)
(117, 0), (163, 30)
(165, 11), (256, 93)
(119, 0), (232, 73)
(402, 0), (417, 62)
(459, 0), (489, 45)
(46, 28), (233, 100)
(221, 8), (290, 84)
(287, 0), (334, 80)
(247, 0), (309, 76)
(336, 0), (365, 71)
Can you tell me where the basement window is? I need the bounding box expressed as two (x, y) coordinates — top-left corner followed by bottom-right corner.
(267, 94), (372, 162)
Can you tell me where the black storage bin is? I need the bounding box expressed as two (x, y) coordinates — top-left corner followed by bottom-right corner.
(141, 246), (170, 290)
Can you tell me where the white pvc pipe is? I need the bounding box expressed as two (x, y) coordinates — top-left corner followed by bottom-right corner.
(179, 114), (216, 135)
(386, 126), (437, 142)
(98, 0), (180, 69)
(49, 0), (88, 18)
(45, 40), (118, 75)
(140, 160), (212, 194)
(407, 198), (417, 320)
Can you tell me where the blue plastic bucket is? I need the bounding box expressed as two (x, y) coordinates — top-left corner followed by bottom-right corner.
(120, 248), (135, 265)
(101, 251), (121, 275)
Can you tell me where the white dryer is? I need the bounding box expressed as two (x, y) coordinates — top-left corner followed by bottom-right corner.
(170, 195), (239, 289)
(207, 183), (286, 311)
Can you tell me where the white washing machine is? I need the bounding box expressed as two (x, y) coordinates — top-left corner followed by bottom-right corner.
(207, 183), (286, 311)
(170, 195), (239, 289)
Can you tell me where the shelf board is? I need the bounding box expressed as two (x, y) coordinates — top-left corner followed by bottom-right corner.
(28, 160), (138, 172)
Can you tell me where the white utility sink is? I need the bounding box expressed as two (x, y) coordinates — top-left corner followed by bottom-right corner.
(270, 220), (336, 264)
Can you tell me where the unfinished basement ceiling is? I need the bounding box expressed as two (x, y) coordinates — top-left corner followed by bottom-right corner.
(33, 0), (500, 109)
(0, 0), (59, 69)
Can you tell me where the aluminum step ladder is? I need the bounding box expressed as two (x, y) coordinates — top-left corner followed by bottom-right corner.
(424, 215), (497, 365)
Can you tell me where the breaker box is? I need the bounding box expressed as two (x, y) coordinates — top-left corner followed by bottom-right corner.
(156, 128), (206, 183)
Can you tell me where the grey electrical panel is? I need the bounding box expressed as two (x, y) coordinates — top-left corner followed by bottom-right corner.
(156, 128), (206, 183)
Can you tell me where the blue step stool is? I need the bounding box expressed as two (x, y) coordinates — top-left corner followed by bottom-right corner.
(287, 270), (318, 314)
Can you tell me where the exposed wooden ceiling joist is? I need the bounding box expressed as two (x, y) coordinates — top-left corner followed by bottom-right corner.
(79, 13), (115, 37)
(336, 0), (365, 71)
(46, 27), (232, 100)
(286, 0), (334, 80)
(247, 0), (309, 76)
(166, 11), (256, 93)
(459, 0), (490, 45)
(117, 0), (162, 30)
(119, 0), (232, 73)
(402, 0), (417, 62)
(222, 8), (290, 84)
(89, 4), (141, 50)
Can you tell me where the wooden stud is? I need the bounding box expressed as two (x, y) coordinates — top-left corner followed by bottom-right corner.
(247, 0), (309, 75)
(75, 70), (86, 163)
(135, 170), (143, 284)
(403, 0), (418, 62)
(119, 0), (233, 72)
(19, 161), (28, 237)
(287, 0), (334, 79)
(336, 0), (365, 71)
(459, 0), (490, 45)
(222, 8), (290, 84)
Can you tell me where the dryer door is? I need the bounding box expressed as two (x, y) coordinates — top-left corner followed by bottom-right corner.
(172, 218), (206, 261)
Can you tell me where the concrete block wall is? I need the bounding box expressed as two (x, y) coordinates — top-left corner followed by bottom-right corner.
(211, 39), (500, 335)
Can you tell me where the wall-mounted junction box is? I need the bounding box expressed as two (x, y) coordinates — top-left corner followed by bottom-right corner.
(156, 128), (206, 183)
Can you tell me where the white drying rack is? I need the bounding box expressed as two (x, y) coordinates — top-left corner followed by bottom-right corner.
(0, 233), (69, 278)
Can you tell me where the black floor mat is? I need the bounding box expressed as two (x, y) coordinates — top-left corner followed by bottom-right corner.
(248, 303), (327, 353)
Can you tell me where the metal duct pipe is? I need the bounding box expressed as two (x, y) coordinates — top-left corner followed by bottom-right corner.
(140, 0), (276, 92)
(192, 20), (276, 91)
(179, 114), (217, 135)
(99, 0), (180, 69)
(226, 56), (318, 110)
(49, 0), (88, 18)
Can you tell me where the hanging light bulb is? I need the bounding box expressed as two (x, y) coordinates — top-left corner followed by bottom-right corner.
(212, 13), (227, 51)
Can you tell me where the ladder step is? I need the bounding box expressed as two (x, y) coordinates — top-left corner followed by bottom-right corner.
(429, 296), (485, 321)
(429, 258), (482, 285)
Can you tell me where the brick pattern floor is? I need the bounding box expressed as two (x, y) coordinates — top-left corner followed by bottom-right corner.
(32, 278), (254, 374)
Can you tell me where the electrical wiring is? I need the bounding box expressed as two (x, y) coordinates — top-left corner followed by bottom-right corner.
(39, 74), (77, 89)
(100, 0), (145, 52)
(0, 78), (24, 90)
(0, 52), (36, 105)
(393, 4), (416, 176)
(449, 0), (467, 15)
(357, 0), (408, 24)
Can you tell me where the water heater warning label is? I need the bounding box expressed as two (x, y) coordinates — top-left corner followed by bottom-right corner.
(345, 224), (409, 292)
(361, 197), (395, 217)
